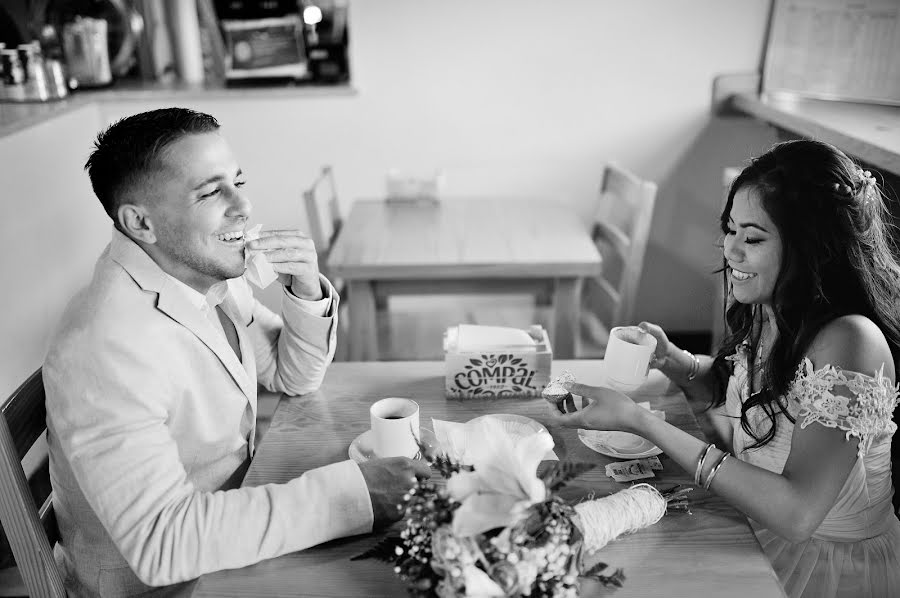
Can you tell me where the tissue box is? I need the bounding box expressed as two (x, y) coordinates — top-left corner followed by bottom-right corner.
(443, 325), (553, 399)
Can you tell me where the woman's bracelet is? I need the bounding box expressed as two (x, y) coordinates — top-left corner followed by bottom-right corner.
(703, 453), (730, 490)
(694, 443), (715, 486)
(683, 349), (700, 381)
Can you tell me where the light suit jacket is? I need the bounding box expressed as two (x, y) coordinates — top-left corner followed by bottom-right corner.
(44, 230), (373, 597)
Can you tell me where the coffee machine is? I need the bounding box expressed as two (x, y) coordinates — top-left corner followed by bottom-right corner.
(214, 0), (348, 84)
(299, 0), (349, 83)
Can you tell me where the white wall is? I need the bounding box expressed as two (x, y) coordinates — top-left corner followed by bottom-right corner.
(2, 0), (778, 396)
(0, 104), (106, 398)
(99, 0), (777, 322)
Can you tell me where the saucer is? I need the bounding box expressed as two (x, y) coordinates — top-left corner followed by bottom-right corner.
(466, 413), (550, 437)
(577, 429), (662, 459)
(348, 428), (438, 463)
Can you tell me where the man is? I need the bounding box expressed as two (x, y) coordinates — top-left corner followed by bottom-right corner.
(44, 108), (429, 597)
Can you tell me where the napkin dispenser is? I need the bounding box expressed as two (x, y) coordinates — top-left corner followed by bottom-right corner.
(443, 324), (552, 399)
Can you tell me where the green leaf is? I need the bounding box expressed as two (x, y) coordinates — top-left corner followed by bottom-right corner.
(583, 563), (627, 588)
(541, 461), (597, 491)
(351, 536), (404, 563)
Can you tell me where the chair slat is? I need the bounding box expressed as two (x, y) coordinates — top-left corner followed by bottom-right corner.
(580, 163), (658, 354)
(0, 369), (66, 597)
(1, 371), (47, 461)
(592, 221), (631, 257)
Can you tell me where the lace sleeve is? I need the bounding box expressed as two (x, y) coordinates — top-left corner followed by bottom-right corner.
(787, 357), (900, 458)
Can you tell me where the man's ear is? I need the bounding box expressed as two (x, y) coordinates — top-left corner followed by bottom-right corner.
(118, 204), (156, 243)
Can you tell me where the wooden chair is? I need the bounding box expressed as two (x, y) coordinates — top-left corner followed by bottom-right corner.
(303, 165), (342, 279)
(710, 166), (742, 353)
(0, 369), (66, 597)
(578, 163), (658, 357)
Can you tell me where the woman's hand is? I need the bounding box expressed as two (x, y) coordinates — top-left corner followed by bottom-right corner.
(546, 383), (643, 432)
(638, 321), (673, 369)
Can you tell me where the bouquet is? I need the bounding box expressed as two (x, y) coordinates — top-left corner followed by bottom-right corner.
(354, 418), (690, 597)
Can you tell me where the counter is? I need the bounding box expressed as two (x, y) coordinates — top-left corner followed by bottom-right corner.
(729, 92), (900, 176)
(0, 79), (356, 139)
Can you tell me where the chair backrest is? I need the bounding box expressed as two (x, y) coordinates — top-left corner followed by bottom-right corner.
(0, 369), (66, 598)
(302, 165), (342, 276)
(583, 163), (658, 330)
(710, 166), (743, 352)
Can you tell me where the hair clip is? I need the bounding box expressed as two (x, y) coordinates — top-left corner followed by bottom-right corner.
(854, 168), (878, 205)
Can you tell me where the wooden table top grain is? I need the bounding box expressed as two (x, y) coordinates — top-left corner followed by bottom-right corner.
(326, 199), (603, 280)
(193, 361), (786, 597)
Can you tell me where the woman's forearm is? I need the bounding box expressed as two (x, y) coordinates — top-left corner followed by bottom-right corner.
(629, 408), (830, 542)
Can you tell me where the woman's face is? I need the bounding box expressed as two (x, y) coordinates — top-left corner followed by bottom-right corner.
(723, 186), (783, 305)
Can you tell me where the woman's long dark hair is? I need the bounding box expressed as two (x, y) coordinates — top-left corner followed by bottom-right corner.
(709, 140), (900, 450)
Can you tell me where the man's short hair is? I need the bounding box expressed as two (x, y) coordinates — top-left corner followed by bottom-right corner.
(85, 107), (220, 220)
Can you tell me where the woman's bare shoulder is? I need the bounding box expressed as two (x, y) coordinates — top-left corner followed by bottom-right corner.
(805, 315), (895, 381)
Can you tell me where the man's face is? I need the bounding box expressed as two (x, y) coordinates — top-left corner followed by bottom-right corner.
(140, 132), (251, 292)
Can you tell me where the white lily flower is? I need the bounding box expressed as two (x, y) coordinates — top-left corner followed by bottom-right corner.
(461, 564), (506, 597)
(447, 418), (554, 537)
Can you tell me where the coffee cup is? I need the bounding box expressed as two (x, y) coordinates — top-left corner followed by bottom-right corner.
(604, 326), (658, 391)
(370, 398), (420, 458)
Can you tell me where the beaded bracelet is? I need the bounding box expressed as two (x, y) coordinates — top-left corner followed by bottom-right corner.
(694, 443), (715, 486)
(683, 349), (700, 381)
(703, 453), (730, 490)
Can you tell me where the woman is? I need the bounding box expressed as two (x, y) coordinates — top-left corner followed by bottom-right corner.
(550, 140), (900, 597)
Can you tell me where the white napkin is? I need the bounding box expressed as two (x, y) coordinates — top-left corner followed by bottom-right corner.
(243, 225), (279, 289)
(453, 324), (538, 352)
(432, 417), (558, 464)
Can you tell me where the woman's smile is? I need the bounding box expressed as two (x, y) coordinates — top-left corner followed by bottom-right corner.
(730, 267), (757, 282)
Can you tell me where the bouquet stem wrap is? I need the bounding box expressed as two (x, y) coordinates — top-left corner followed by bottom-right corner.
(574, 484), (668, 553)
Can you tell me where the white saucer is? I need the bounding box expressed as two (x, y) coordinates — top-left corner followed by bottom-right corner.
(577, 429), (662, 459)
(467, 413), (550, 436)
(348, 428), (438, 463)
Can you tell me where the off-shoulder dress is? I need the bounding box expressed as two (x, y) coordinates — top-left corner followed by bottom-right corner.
(725, 349), (900, 598)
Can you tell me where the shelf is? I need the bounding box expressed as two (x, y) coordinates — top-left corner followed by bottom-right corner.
(0, 79), (356, 139)
(730, 92), (900, 176)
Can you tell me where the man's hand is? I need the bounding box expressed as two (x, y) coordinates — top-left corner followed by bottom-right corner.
(358, 457), (432, 528)
(245, 230), (323, 300)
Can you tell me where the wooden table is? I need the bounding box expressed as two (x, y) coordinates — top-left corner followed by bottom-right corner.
(326, 199), (603, 361)
(194, 361), (785, 597)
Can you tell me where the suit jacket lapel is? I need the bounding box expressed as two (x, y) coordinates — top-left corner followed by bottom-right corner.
(109, 230), (256, 401)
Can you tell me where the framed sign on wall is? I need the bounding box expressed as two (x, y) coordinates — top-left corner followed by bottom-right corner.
(763, 0), (900, 106)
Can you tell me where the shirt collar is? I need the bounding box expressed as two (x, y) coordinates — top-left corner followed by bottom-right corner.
(163, 274), (229, 312)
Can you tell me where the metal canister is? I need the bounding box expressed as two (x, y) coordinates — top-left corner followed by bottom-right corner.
(1, 49), (26, 101)
(44, 59), (69, 99)
(19, 43), (50, 101)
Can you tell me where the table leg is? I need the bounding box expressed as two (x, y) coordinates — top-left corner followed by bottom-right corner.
(553, 277), (581, 359)
(347, 280), (379, 361)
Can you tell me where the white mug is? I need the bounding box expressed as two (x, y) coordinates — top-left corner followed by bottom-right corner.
(370, 398), (420, 458)
(605, 326), (658, 391)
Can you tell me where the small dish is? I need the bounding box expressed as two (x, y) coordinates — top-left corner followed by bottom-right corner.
(577, 429), (663, 459)
(466, 413), (550, 437)
(349, 428), (438, 463)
